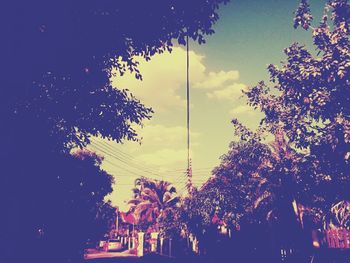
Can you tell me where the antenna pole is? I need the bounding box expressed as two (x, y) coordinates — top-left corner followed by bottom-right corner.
(186, 34), (192, 195)
(186, 35), (190, 171)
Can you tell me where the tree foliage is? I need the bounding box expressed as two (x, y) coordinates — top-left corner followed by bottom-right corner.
(3, 0), (229, 150)
(128, 177), (180, 231)
(324, 200), (350, 229)
(1, 150), (116, 263)
(244, 0), (350, 213)
(161, 1), (350, 258)
(2, 1), (229, 262)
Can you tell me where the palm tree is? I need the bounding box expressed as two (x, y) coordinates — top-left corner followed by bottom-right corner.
(128, 177), (180, 229)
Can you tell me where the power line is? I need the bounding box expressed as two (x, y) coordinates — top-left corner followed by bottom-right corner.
(94, 141), (157, 173)
(90, 143), (200, 188)
(91, 140), (213, 178)
(91, 143), (168, 179)
(90, 145), (165, 181)
(88, 139), (214, 190)
(98, 140), (205, 174)
(93, 140), (194, 176)
(96, 140), (169, 172)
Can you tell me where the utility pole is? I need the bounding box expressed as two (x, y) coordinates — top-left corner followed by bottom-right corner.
(186, 159), (193, 194)
(115, 207), (119, 236)
(186, 34), (193, 195)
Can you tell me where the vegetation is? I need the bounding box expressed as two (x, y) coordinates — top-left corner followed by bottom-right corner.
(157, 1), (350, 261)
(2, 1), (229, 262)
(128, 177), (180, 232)
(245, 0), (350, 211)
(3, 0), (350, 262)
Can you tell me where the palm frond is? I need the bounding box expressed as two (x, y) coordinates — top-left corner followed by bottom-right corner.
(254, 190), (271, 209)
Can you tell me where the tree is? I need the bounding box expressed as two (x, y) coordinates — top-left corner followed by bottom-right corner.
(220, 1), (350, 260)
(2, 0), (230, 151)
(1, 1), (229, 262)
(244, 0), (350, 210)
(211, 140), (271, 226)
(128, 177), (180, 231)
(172, 140), (273, 259)
(1, 149), (116, 263)
(202, 118), (319, 260)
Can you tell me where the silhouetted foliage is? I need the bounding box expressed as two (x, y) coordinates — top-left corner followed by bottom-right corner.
(3, 0), (229, 150)
(174, 2), (350, 260)
(245, 0), (350, 212)
(1, 149), (116, 263)
(1, 1), (229, 262)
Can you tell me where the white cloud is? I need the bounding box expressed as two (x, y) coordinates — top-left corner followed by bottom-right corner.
(229, 104), (255, 116)
(111, 47), (245, 113)
(229, 103), (264, 130)
(136, 124), (200, 148)
(194, 70), (240, 89)
(206, 83), (247, 101)
(90, 123), (200, 171)
(111, 47), (206, 112)
(138, 148), (192, 167)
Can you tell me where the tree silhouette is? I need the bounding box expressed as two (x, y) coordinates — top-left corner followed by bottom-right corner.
(1, 1), (229, 262)
(3, 0), (229, 151)
(244, 0), (350, 208)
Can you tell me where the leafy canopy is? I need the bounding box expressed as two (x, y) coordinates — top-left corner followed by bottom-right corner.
(244, 0), (350, 205)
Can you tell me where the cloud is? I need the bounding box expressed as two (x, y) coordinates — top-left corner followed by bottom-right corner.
(136, 124), (200, 148)
(199, 72), (262, 127)
(90, 123), (200, 170)
(193, 70), (240, 89)
(111, 47), (244, 113)
(229, 104), (256, 116)
(138, 148), (192, 167)
(206, 83), (247, 101)
(111, 47), (206, 112)
(229, 103), (265, 130)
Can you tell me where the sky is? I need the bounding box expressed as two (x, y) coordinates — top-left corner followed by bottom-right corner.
(87, 0), (327, 211)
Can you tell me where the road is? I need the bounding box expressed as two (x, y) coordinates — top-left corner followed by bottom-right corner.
(85, 249), (177, 263)
(84, 248), (138, 260)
